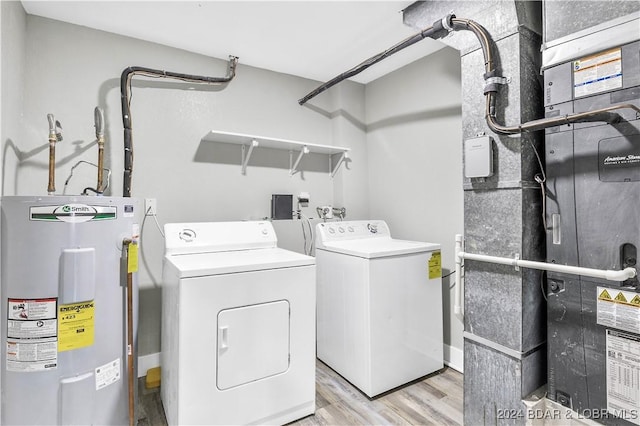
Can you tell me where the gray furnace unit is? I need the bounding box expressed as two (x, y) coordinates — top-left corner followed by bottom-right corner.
(543, 12), (640, 425)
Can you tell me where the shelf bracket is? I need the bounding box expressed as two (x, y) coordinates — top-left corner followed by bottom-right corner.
(330, 151), (348, 177)
(241, 139), (259, 175)
(290, 146), (309, 176)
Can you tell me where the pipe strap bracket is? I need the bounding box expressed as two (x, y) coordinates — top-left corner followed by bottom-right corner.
(483, 76), (510, 94)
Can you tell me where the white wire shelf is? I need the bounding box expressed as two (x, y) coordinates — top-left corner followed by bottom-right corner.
(202, 130), (350, 176)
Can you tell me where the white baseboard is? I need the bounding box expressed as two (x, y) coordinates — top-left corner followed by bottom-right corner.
(137, 347), (463, 379)
(138, 352), (161, 378)
(444, 344), (464, 373)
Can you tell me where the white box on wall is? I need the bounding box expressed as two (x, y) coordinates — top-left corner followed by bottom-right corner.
(464, 136), (494, 178)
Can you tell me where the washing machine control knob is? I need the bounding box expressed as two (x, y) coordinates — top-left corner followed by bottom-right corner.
(179, 229), (196, 242)
(338, 227), (345, 233)
(261, 228), (269, 235)
(348, 226), (354, 232)
(328, 227), (336, 234)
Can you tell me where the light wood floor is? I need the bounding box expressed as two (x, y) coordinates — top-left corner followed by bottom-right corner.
(291, 360), (463, 426)
(137, 360), (464, 426)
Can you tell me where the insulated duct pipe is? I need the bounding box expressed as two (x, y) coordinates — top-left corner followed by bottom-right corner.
(453, 234), (637, 317)
(298, 14), (640, 134)
(120, 56), (239, 197)
(94, 107), (105, 193)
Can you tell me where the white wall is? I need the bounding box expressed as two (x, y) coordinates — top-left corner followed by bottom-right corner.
(8, 14), (366, 356)
(365, 47), (464, 371)
(1, 1), (27, 195)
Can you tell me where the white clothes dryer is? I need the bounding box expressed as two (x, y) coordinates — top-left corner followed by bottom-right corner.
(315, 220), (443, 397)
(161, 221), (315, 425)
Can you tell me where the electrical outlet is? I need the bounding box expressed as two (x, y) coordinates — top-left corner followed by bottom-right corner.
(145, 198), (157, 215)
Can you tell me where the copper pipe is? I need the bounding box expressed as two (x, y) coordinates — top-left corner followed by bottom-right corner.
(47, 114), (57, 195)
(94, 107), (105, 193)
(122, 238), (135, 426)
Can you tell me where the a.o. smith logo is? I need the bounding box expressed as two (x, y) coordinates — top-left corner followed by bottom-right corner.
(30, 204), (116, 222)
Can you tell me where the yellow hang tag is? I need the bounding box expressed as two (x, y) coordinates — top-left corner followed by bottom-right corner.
(128, 243), (138, 273)
(428, 251), (442, 279)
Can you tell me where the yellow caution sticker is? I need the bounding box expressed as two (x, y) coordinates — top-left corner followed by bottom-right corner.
(128, 243), (138, 273)
(428, 251), (442, 279)
(631, 295), (640, 306)
(615, 292), (628, 303)
(599, 289), (612, 300)
(58, 301), (95, 352)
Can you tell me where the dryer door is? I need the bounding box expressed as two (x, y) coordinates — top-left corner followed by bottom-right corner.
(217, 300), (290, 390)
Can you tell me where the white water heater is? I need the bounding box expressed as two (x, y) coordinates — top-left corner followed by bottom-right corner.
(0, 196), (141, 425)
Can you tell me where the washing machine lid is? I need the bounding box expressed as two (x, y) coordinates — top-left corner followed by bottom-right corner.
(317, 238), (440, 259)
(165, 247), (315, 278)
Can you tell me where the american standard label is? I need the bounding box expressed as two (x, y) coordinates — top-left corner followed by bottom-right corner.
(603, 155), (640, 167)
(599, 135), (640, 183)
(30, 204), (116, 223)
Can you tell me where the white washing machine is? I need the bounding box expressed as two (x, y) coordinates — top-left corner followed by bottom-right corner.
(161, 221), (316, 425)
(315, 220), (443, 397)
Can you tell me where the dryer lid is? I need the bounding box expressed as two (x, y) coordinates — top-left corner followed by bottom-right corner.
(165, 247), (315, 278)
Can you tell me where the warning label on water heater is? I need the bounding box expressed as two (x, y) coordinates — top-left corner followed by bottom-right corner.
(598, 287), (640, 335)
(606, 330), (640, 425)
(6, 298), (58, 372)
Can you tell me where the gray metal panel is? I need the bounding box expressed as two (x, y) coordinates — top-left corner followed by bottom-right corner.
(543, 2), (640, 45)
(463, 187), (546, 352)
(544, 101), (574, 134)
(544, 62), (573, 107)
(544, 130), (578, 266)
(403, 0), (529, 56)
(622, 41), (640, 89)
(464, 189), (523, 257)
(573, 122), (640, 271)
(464, 339), (546, 425)
(546, 274), (588, 408)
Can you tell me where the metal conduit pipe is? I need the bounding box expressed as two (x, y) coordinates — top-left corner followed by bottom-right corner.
(298, 14), (640, 134)
(453, 234), (637, 317)
(120, 56), (239, 197)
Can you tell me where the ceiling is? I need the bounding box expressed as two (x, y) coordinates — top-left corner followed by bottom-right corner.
(21, 1), (445, 85)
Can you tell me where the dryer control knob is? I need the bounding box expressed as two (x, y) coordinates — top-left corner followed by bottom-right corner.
(328, 228), (336, 234)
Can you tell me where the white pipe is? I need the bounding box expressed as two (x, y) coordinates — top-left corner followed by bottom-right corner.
(453, 234), (637, 320)
(459, 251), (636, 282)
(454, 234), (464, 316)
